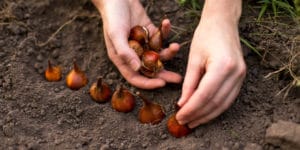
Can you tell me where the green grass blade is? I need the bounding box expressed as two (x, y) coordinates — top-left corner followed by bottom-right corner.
(258, 3), (269, 21)
(272, 0), (278, 17)
(240, 37), (262, 57)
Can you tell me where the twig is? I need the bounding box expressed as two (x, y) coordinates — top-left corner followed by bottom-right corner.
(37, 15), (78, 47)
(179, 40), (191, 47)
(264, 65), (288, 79)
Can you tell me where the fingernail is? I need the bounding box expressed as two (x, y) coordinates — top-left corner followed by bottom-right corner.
(175, 113), (185, 125)
(130, 59), (140, 71)
(177, 97), (183, 106)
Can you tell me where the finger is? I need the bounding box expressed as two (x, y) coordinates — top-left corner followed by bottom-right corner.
(176, 62), (231, 125)
(108, 29), (141, 71)
(182, 73), (240, 128)
(187, 80), (243, 128)
(159, 43), (180, 61)
(111, 50), (166, 89)
(146, 18), (171, 38)
(156, 69), (182, 83)
(161, 19), (171, 39)
(177, 54), (205, 107)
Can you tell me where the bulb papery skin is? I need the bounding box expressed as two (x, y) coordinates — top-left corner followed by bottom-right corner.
(167, 114), (192, 138)
(138, 104), (165, 124)
(149, 30), (162, 52)
(89, 78), (111, 103)
(129, 40), (144, 58)
(45, 60), (62, 82)
(139, 66), (156, 78)
(66, 62), (88, 90)
(137, 92), (165, 124)
(129, 25), (149, 45)
(140, 51), (163, 78)
(142, 51), (160, 71)
(111, 86), (135, 113)
(45, 66), (62, 82)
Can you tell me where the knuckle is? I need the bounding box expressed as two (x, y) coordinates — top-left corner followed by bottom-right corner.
(238, 62), (247, 78)
(222, 57), (236, 71)
(210, 99), (221, 108)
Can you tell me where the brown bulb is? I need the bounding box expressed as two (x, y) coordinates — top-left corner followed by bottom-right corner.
(140, 51), (163, 77)
(149, 30), (163, 52)
(129, 40), (144, 58)
(89, 77), (112, 103)
(111, 84), (135, 113)
(45, 60), (62, 82)
(167, 114), (192, 138)
(139, 66), (156, 78)
(137, 92), (165, 124)
(129, 25), (149, 44)
(66, 61), (88, 90)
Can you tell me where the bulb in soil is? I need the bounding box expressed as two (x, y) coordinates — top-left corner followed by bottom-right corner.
(89, 77), (112, 103)
(129, 25), (149, 44)
(111, 84), (135, 113)
(167, 114), (192, 138)
(137, 92), (165, 124)
(45, 60), (62, 82)
(66, 61), (88, 90)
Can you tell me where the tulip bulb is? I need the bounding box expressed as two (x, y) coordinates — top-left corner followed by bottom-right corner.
(111, 84), (135, 113)
(129, 25), (149, 44)
(66, 61), (88, 90)
(140, 51), (163, 77)
(45, 60), (62, 82)
(129, 40), (144, 58)
(167, 104), (192, 138)
(167, 114), (192, 138)
(137, 92), (165, 124)
(149, 30), (163, 52)
(89, 77), (112, 103)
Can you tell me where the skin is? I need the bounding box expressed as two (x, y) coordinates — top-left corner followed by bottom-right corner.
(92, 0), (246, 128)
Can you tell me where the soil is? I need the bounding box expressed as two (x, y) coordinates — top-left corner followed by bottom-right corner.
(0, 0), (299, 149)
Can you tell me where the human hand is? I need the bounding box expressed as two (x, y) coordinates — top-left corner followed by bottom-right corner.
(92, 0), (182, 89)
(176, 0), (246, 128)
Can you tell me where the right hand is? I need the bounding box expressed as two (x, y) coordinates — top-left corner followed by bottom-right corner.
(92, 0), (182, 89)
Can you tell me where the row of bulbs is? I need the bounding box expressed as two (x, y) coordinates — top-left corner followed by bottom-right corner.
(45, 60), (191, 138)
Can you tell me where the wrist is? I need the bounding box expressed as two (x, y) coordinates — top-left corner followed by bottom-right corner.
(201, 0), (242, 26)
(92, 0), (140, 9)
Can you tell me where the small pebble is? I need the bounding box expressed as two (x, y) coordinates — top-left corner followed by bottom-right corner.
(59, 85), (65, 90)
(27, 48), (35, 55)
(54, 88), (60, 93)
(36, 54), (44, 62)
(100, 144), (110, 150)
(34, 63), (42, 70)
(106, 79), (113, 85)
(52, 49), (59, 58)
(160, 134), (168, 140)
(232, 142), (240, 150)
(0, 52), (5, 57)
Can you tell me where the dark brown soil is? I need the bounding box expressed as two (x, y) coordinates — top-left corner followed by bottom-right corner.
(0, 0), (299, 149)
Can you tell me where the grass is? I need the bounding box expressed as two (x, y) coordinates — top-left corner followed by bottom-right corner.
(257, 0), (297, 20)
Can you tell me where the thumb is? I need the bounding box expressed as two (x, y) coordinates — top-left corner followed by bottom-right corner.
(110, 32), (141, 71)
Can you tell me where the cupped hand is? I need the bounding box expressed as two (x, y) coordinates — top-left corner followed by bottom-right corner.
(176, 15), (246, 128)
(92, 0), (182, 89)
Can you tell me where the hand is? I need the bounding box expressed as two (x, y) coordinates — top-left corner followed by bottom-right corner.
(176, 0), (246, 128)
(92, 0), (182, 89)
